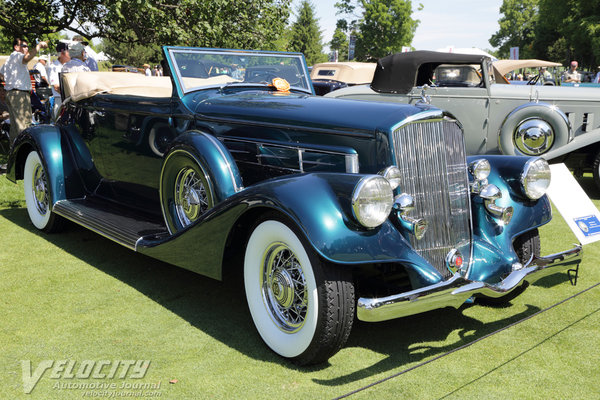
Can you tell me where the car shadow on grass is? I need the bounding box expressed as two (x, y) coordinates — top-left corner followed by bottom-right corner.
(313, 302), (541, 386)
(1, 207), (545, 381)
(0, 207), (283, 364)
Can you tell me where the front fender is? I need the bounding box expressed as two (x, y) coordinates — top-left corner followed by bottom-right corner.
(468, 155), (552, 282)
(166, 130), (244, 201)
(138, 172), (443, 285)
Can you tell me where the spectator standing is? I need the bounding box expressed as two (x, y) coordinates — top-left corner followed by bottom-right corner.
(593, 66), (600, 84)
(47, 41), (71, 119)
(143, 64), (151, 76)
(33, 55), (50, 87)
(0, 38), (47, 144)
(153, 65), (161, 76)
(62, 42), (91, 73)
(72, 35), (98, 71)
(562, 61), (582, 83)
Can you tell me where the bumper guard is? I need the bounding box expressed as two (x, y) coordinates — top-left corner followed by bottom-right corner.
(357, 245), (583, 322)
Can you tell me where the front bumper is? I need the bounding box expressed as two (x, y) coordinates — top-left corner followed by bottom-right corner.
(357, 245), (582, 322)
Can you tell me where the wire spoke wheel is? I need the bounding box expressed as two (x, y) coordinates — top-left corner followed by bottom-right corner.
(174, 167), (209, 228)
(23, 151), (63, 232)
(244, 217), (355, 365)
(31, 162), (49, 215)
(262, 243), (308, 332)
(161, 149), (215, 234)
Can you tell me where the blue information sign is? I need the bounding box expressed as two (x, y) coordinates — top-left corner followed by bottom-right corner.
(574, 215), (600, 237)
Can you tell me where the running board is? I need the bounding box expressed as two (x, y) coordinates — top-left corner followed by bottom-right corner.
(53, 199), (168, 250)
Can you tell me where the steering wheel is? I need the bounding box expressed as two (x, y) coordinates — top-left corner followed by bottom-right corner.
(247, 72), (278, 83)
(527, 74), (540, 85)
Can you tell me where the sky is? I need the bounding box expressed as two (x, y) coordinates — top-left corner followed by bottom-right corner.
(291, 0), (505, 53)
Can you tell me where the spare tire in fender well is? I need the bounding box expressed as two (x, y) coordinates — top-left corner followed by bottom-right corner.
(498, 102), (570, 156)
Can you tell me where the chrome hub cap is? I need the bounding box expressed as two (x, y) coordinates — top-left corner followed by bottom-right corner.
(31, 164), (48, 215)
(514, 119), (554, 155)
(261, 243), (307, 332)
(174, 167), (208, 227)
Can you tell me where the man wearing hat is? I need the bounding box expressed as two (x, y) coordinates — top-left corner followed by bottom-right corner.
(72, 35), (98, 71)
(562, 61), (581, 83)
(33, 55), (50, 87)
(62, 41), (91, 73)
(47, 41), (71, 119)
(143, 63), (151, 76)
(0, 37), (48, 145)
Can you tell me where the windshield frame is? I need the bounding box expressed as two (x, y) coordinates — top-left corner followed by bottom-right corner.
(164, 46), (314, 97)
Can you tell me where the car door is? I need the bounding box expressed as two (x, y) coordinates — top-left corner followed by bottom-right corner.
(92, 95), (175, 213)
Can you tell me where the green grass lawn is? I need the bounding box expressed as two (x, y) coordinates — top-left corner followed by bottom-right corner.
(1, 174), (599, 399)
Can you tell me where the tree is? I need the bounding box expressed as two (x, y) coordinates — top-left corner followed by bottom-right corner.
(532, 0), (570, 63)
(0, 0), (292, 50)
(489, 0), (539, 59)
(100, 33), (162, 67)
(330, 26), (349, 61)
(354, 0), (419, 61)
(288, 1), (327, 65)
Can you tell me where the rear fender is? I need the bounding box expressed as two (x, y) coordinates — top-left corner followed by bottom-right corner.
(7, 125), (77, 203)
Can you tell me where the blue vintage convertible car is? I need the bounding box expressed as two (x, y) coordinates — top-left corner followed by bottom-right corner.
(7, 47), (581, 365)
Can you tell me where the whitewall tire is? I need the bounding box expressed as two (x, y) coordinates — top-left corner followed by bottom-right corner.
(23, 151), (62, 232)
(244, 218), (354, 365)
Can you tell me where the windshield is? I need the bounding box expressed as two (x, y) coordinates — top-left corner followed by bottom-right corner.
(166, 47), (312, 94)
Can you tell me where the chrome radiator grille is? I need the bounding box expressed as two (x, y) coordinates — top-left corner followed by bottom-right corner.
(392, 118), (472, 279)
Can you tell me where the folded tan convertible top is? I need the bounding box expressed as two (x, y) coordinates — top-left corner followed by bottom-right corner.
(493, 59), (562, 76)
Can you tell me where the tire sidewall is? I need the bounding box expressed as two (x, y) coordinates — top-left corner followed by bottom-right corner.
(244, 220), (319, 359)
(23, 151), (52, 230)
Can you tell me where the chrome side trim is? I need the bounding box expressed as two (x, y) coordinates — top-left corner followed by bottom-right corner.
(357, 245), (582, 322)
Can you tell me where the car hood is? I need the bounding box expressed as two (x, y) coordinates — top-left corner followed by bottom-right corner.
(490, 83), (600, 102)
(187, 89), (435, 136)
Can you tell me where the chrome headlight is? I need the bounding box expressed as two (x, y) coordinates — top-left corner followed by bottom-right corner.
(379, 166), (402, 190)
(521, 157), (551, 200)
(352, 176), (394, 228)
(468, 158), (491, 180)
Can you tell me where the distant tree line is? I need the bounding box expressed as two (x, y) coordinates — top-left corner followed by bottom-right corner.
(490, 0), (600, 69)
(0, 0), (420, 66)
(0, 0), (293, 66)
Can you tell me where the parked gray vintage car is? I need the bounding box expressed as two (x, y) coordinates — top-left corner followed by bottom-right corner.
(328, 51), (600, 189)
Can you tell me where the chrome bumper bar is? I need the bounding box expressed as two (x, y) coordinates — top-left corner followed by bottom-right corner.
(357, 245), (583, 322)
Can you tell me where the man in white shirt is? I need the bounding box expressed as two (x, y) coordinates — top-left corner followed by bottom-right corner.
(47, 41), (71, 119)
(33, 55), (49, 87)
(72, 35), (99, 71)
(62, 41), (91, 73)
(593, 66), (600, 84)
(0, 38), (47, 144)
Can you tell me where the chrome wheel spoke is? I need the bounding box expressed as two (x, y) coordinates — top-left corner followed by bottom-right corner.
(262, 244), (308, 332)
(31, 164), (48, 215)
(174, 167), (210, 227)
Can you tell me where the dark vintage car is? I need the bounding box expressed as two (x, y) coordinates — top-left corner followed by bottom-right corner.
(7, 47), (581, 365)
(328, 51), (600, 189)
